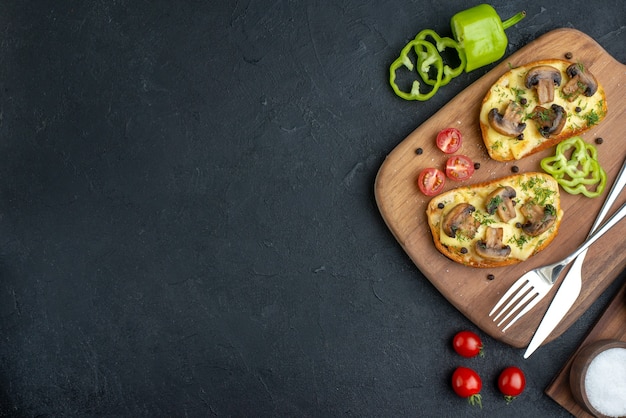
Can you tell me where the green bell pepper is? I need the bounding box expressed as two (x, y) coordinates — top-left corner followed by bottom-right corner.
(451, 4), (526, 72)
(388, 39), (444, 101)
(388, 4), (526, 101)
(413, 29), (466, 87)
(540, 136), (607, 198)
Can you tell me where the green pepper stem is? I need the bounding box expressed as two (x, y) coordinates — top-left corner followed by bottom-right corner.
(502, 11), (526, 30)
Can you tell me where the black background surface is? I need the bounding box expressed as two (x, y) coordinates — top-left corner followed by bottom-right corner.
(0, 1), (624, 417)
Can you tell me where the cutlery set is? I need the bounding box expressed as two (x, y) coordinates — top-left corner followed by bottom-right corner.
(489, 157), (626, 357)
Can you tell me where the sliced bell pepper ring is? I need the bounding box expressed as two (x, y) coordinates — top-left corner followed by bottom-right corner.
(557, 165), (606, 197)
(541, 136), (597, 177)
(389, 39), (444, 101)
(540, 136), (607, 198)
(541, 138), (592, 178)
(413, 29), (466, 87)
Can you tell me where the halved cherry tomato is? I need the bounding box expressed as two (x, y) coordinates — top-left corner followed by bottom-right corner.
(498, 366), (526, 403)
(452, 330), (483, 358)
(417, 168), (446, 196)
(451, 367), (482, 408)
(436, 127), (463, 154)
(445, 155), (474, 181)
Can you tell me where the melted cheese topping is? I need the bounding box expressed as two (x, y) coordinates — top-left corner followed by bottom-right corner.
(429, 173), (562, 265)
(480, 60), (607, 161)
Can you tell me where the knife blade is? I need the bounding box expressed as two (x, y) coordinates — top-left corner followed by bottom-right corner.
(523, 255), (583, 358)
(524, 157), (626, 359)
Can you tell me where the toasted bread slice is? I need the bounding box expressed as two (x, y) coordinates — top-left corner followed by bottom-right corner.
(480, 59), (607, 161)
(426, 172), (563, 268)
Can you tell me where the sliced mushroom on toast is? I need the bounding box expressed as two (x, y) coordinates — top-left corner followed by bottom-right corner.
(520, 203), (557, 236)
(475, 227), (511, 261)
(442, 203), (480, 239)
(485, 186), (517, 222)
(531, 104), (567, 138)
(488, 101), (526, 138)
(525, 65), (562, 105)
(562, 63), (598, 101)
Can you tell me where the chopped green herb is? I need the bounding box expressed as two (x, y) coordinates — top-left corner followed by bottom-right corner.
(508, 234), (529, 250)
(473, 211), (496, 226)
(511, 87), (525, 103)
(520, 176), (554, 206)
(488, 195), (503, 210)
(584, 109), (600, 126)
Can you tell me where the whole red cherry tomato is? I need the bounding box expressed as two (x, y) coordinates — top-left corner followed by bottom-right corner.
(452, 330), (484, 358)
(436, 127), (463, 154)
(451, 367), (482, 408)
(417, 167), (446, 196)
(445, 155), (474, 181)
(498, 366), (526, 403)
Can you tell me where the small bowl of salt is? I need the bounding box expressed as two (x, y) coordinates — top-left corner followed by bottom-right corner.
(569, 339), (626, 418)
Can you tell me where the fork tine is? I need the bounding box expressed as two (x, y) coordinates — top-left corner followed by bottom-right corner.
(488, 276), (529, 318)
(501, 293), (543, 332)
(493, 281), (535, 323)
(496, 286), (538, 327)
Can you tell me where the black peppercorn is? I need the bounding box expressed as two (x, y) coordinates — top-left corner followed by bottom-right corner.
(474, 162), (480, 170)
(511, 165), (519, 173)
(460, 247), (468, 254)
(595, 137), (604, 145)
(416, 147), (423, 155)
(520, 97), (527, 106)
(437, 202), (445, 209)
(565, 52), (573, 59)
(575, 106), (582, 113)
(487, 274), (495, 281)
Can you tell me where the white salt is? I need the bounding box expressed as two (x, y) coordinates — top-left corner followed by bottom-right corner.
(584, 347), (626, 417)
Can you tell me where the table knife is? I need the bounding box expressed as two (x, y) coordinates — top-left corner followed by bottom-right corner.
(524, 157), (626, 359)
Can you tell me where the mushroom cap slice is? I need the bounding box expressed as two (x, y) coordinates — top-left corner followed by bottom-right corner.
(488, 101), (527, 137)
(562, 63), (598, 101)
(524, 65), (562, 105)
(475, 226), (511, 261)
(442, 203), (479, 239)
(485, 186), (517, 222)
(520, 203), (557, 236)
(531, 104), (567, 138)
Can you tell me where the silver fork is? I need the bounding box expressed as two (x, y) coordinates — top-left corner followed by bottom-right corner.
(489, 193), (626, 332)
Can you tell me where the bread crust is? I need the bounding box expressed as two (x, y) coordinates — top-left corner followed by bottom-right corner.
(426, 173), (562, 268)
(480, 59), (607, 162)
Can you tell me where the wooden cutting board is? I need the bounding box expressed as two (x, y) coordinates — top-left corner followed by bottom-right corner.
(375, 28), (626, 348)
(545, 279), (626, 417)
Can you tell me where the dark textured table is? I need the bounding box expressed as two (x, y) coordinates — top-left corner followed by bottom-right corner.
(0, 1), (624, 417)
